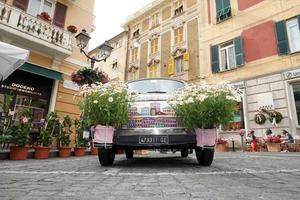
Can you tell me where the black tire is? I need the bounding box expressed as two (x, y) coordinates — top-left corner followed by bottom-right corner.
(181, 148), (189, 157)
(98, 148), (115, 166)
(125, 149), (134, 159)
(195, 148), (214, 166)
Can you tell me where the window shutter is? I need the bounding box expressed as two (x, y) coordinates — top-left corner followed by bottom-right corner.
(211, 45), (220, 73)
(234, 36), (244, 67)
(13, 0), (29, 11)
(298, 15), (300, 31)
(215, 0), (223, 12)
(168, 57), (174, 75)
(275, 20), (289, 55)
(53, 2), (67, 28)
(183, 52), (189, 61)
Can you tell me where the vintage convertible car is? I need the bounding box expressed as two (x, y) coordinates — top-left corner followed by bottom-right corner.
(94, 78), (215, 166)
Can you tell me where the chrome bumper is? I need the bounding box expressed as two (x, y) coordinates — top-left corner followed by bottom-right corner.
(115, 127), (192, 136)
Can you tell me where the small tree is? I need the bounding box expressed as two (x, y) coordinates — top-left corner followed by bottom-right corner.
(59, 115), (72, 147)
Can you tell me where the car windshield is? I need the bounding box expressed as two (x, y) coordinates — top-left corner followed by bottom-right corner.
(128, 79), (185, 94)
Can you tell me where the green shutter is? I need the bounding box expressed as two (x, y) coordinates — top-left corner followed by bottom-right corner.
(275, 20), (289, 55)
(234, 36), (244, 67)
(215, 0), (223, 12)
(211, 45), (220, 73)
(298, 15), (300, 31)
(223, 0), (230, 8)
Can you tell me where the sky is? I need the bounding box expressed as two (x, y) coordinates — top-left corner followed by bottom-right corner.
(89, 0), (153, 50)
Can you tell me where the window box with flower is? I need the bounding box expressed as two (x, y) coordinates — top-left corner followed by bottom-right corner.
(215, 138), (228, 152)
(266, 135), (281, 152)
(37, 12), (52, 23)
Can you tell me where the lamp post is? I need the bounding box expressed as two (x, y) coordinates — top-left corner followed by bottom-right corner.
(75, 29), (113, 69)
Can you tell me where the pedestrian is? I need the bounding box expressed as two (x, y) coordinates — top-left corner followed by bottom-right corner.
(281, 129), (294, 143)
(265, 129), (273, 139)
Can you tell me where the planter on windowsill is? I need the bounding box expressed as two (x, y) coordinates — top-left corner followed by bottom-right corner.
(216, 143), (228, 152)
(266, 143), (281, 152)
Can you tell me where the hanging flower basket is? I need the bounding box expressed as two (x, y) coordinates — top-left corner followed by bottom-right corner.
(67, 25), (78, 34)
(71, 67), (110, 86)
(37, 12), (51, 22)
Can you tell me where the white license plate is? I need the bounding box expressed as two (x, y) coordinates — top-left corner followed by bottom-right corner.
(139, 136), (169, 144)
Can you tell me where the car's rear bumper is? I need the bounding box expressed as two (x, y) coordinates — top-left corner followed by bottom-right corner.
(112, 128), (196, 148)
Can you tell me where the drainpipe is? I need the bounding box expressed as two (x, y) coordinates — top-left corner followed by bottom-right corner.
(124, 27), (130, 82)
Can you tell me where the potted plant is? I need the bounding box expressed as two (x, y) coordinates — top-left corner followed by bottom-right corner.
(215, 138), (228, 152)
(169, 82), (240, 165)
(37, 12), (51, 22)
(67, 25), (78, 34)
(0, 94), (14, 149)
(58, 115), (72, 158)
(266, 135), (281, 152)
(34, 112), (58, 159)
(74, 119), (88, 156)
(79, 82), (134, 165)
(71, 67), (109, 86)
(9, 99), (32, 160)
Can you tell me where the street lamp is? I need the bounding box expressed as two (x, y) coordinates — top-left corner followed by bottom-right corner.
(75, 29), (113, 69)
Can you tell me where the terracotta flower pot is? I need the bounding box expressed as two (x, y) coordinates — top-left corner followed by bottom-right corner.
(34, 146), (50, 159)
(90, 147), (98, 155)
(267, 143), (281, 152)
(216, 143), (228, 152)
(58, 147), (72, 158)
(74, 147), (86, 157)
(10, 146), (29, 160)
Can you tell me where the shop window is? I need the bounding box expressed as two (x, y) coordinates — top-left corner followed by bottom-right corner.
(174, 27), (184, 44)
(130, 47), (138, 62)
(286, 18), (300, 53)
(223, 102), (244, 131)
(174, 0), (183, 17)
(148, 64), (158, 78)
(174, 56), (184, 74)
(292, 84), (300, 125)
(215, 0), (231, 23)
(150, 38), (158, 54)
(211, 36), (244, 73)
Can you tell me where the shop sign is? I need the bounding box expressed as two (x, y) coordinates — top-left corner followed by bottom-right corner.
(1, 83), (42, 96)
(284, 69), (300, 80)
(63, 80), (79, 91)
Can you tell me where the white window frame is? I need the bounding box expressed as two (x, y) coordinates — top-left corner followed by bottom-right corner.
(173, 0), (184, 16)
(219, 42), (236, 71)
(286, 18), (300, 53)
(174, 55), (184, 75)
(150, 13), (160, 28)
(27, 0), (55, 18)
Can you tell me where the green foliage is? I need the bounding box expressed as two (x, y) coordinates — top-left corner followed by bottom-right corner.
(10, 123), (30, 147)
(39, 128), (52, 147)
(79, 82), (134, 127)
(170, 83), (240, 129)
(74, 119), (88, 147)
(58, 115), (72, 147)
(0, 94), (13, 113)
(45, 112), (61, 137)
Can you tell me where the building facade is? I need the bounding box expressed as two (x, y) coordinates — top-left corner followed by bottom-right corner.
(0, 0), (95, 143)
(122, 0), (200, 82)
(89, 31), (128, 82)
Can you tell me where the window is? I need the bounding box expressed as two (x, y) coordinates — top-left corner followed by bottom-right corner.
(150, 13), (159, 28)
(131, 48), (138, 62)
(174, 27), (184, 44)
(174, 0), (183, 16)
(174, 56), (184, 74)
(112, 61), (118, 69)
(115, 40), (122, 48)
(286, 18), (300, 53)
(220, 41), (236, 71)
(27, 0), (54, 17)
(132, 24), (140, 38)
(148, 64), (158, 78)
(215, 0), (231, 23)
(223, 102), (244, 131)
(128, 70), (138, 81)
(293, 84), (300, 125)
(150, 38), (158, 54)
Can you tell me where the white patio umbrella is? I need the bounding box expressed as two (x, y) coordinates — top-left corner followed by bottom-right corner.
(0, 41), (29, 81)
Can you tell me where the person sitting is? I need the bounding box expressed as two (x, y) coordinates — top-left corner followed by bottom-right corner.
(246, 130), (258, 152)
(265, 129), (273, 139)
(281, 130), (294, 152)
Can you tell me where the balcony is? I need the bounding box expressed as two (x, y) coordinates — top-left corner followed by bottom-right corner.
(0, 2), (72, 58)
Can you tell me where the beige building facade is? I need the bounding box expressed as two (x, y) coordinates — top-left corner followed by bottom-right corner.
(122, 0), (200, 82)
(0, 0), (95, 143)
(89, 31), (128, 82)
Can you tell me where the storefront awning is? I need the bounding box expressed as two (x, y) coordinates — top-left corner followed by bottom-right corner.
(20, 63), (63, 81)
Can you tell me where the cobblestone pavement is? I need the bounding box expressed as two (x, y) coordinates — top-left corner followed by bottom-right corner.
(0, 152), (300, 200)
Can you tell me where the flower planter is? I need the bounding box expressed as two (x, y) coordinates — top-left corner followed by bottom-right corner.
(90, 147), (98, 155)
(34, 146), (50, 159)
(93, 125), (115, 145)
(10, 146), (29, 160)
(58, 147), (72, 158)
(195, 128), (217, 147)
(74, 147), (86, 157)
(216, 143), (228, 152)
(267, 143), (281, 152)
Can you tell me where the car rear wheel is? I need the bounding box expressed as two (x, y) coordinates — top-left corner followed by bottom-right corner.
(125, 149), (134, 159)
(181, 148), (189, 157)
(98, 147), (115, 166)
(195, 147), (214, 166)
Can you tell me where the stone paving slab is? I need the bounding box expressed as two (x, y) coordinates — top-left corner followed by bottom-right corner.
(0, 152), (300, 200)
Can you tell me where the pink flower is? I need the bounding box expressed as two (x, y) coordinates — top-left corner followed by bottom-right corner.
(8, 109), (15, 116)
(21, 117), (29, 123)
